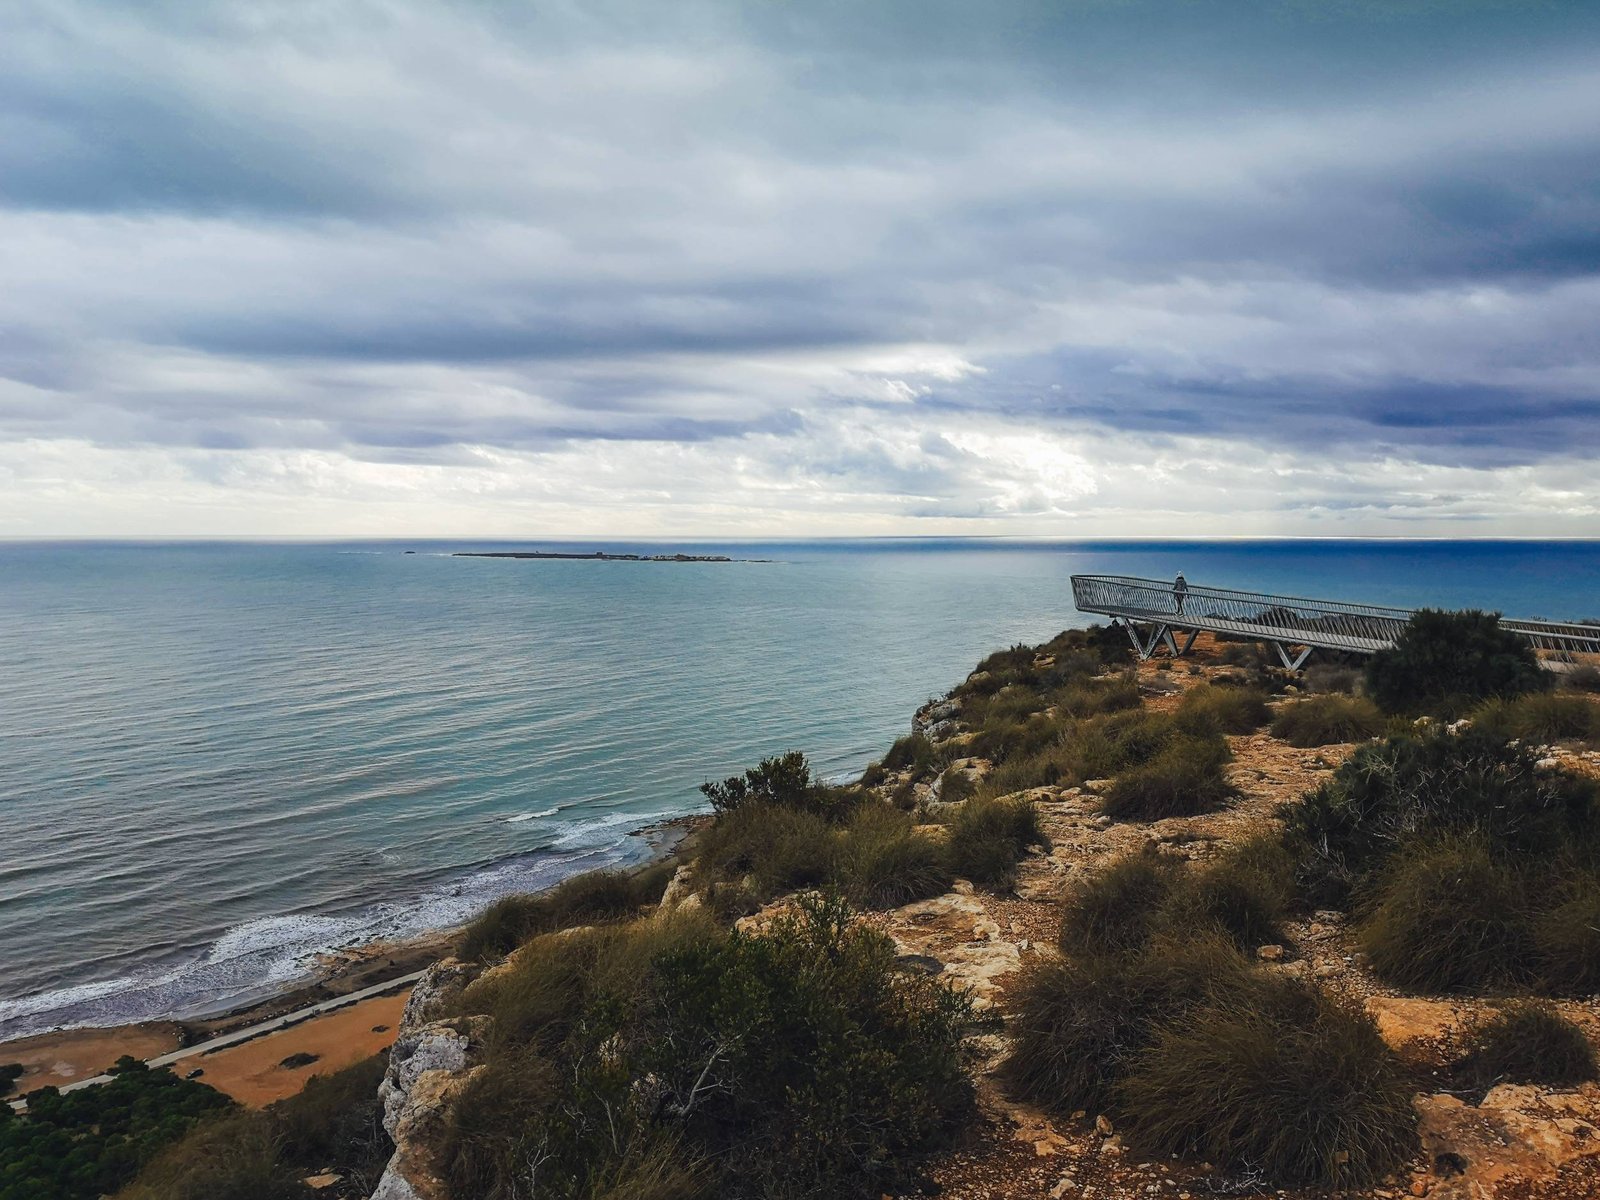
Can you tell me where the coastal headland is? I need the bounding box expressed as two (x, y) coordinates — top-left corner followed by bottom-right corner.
(7, 629), (1600, 1200)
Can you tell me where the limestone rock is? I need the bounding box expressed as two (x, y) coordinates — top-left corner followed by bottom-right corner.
(380, 1020), (478, 1139)
(1367, 997), (1467, 1062)
(1256, 944), (1285, 961)
(887, 892), (1021, 1003)
(1416, 1084), (1600, 1200)
(370, 961), (490, 1200)
(658, 864), (697, 910)
(371, 1065), (485, 1200)
(397, 959), (476, 1031)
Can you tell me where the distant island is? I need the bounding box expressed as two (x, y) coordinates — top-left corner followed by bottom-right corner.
(453, 550), (752, 562)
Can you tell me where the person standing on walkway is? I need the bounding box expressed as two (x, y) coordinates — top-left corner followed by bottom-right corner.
(1173, 572), (1189, 615)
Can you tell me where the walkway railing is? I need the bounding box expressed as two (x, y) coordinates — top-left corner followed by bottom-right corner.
(1070, 574), (1600, 667)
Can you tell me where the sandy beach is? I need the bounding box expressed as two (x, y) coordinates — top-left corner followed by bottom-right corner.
(178, 989), (412, 1107)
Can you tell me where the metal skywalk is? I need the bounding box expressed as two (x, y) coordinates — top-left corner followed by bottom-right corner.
(1070, 574), (1600, 670)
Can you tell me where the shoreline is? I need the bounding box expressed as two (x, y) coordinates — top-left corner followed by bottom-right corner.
(0, 813), (706, 1100)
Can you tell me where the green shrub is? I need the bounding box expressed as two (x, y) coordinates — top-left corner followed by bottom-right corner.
(1471, 693), (1600, 744)
(883, 732), (937, 778)
(1218, 643), (1264, 668)
(1365, 609), (1549, 715)
(1000, 931), (1256, 1113)
(693, 798), (846, 900)
(1453, 1002), (1598, 1093)
(835, 805), (952, 909)
(1058, 846), (1177, 958)
(451, 897), (983, 1200)
(459, 868), (665, 961)
(699, 752), (855, 820)
(0, 1065), (20, 1098)
(1059, 709), (1181, 782)
(1532, 870), (1600, 993)
(1100, 736), (1235, 822)
(1056, 676), (1142, 719)
(647, 895), (982, 1197)
(1282, 727), (1599, 906)
(1566, 664), (1600, 694)
(1270, 694), (1385, 747)
(1357, 835), (1532, 992)
(945, 794), (1047, 890)
(114, 1114), (301, 1200)
(1118, 981), (1415, 1188)
(1175, 685), (1271, 735)
(936, 765), (976, 804)
(1167, 836), (1294, 951)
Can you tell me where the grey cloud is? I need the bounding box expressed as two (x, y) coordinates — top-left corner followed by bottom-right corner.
(2, 0), (1600, 531)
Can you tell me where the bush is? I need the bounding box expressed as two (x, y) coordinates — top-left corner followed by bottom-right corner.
(1282, 727), (1600, 906)
(1471, 693), (1600, 744)
(0, 1065), (20, 1098)
(1453, 1002), (1598, 1093)
(1056, 676), (1142, 719)
(1167, 836), (1294, 951)
(1000, 932), (1256, 1113)
(114, 1114), (301, 1200)
(1100, 736), (1235, 822)
(1118, 980), (1416, 1188)
(835, 805), (952, 909)
(459, 868), (667, 961)
(1175, 685), (1271, 735)
(945, 794), (1047, 890)
(699, 752), (855, 821)
(1357, 835), (1532, 992)
(1058, 846), (1177, 958)
(1270, 694), (1385, 747)
(883, 733), (937, 778)
(935, 765), (976, 804)
(1532, 871), (1600, 993)
(449, 897), (984, 1200)
(1365, 609), (1548, 715)
(1566, 664), (1600, 694)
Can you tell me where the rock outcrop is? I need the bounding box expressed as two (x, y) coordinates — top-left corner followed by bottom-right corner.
(1417, 1083), (1600, 1199)
(369, 960), (485, 1200)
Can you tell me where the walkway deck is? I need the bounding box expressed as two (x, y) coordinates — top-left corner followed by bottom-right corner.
(1070, 574), (1600, 668)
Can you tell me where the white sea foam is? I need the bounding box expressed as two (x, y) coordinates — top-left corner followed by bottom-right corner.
(0, 829), (667, 1040)
(506, 807), (561, 823)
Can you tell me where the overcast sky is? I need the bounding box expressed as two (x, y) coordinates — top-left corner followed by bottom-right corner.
(3, 0), (1599, 537)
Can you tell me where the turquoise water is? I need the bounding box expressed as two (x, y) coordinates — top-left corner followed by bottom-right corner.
(2, 538), (1597, 1038)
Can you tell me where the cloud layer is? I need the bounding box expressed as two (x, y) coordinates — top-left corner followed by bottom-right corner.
(3, 0), (1599, 535)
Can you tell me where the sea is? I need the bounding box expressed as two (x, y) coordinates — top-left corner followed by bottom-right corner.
(2, 538), (1598, 1040)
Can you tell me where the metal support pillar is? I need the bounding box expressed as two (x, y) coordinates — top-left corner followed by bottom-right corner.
(1119, 619), (1199, 662)
(1270, 641), (1314, 671)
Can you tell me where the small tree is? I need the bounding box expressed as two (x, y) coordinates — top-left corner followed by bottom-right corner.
(1365, 609), (1547, 715)
(702, 752), (861, 824)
